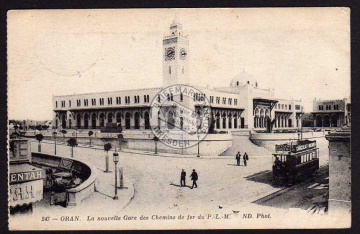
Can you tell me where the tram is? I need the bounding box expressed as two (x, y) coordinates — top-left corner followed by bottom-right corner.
(272, 140), (319, 185)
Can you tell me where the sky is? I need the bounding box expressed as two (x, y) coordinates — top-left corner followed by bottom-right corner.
(8, 8), (350, 120)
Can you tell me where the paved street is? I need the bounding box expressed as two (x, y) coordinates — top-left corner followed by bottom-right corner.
(9, 136), (333, 230)
(27, 136), (329, 216)
(30, 140), (278, 215)
(254, 165), (329, 213)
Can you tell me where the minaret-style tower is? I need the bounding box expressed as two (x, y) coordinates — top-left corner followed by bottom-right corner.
(163, 21), (189, 87)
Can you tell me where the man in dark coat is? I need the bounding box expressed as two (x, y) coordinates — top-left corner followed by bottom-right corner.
(243, 152), (249, 166)
(180, 169), (186, 187)
(190, 169), (198, 189)
(236, 151), (241, 166)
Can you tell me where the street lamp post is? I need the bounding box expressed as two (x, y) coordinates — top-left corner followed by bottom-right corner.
(75, 126), (78, 141)
(113, 152), (119, 200)
(197, 133), (200, 157)
(53, 131), (57, 155)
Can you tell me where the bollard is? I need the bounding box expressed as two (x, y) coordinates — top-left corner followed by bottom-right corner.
(105, 154), (109, 172)
(119, 167), (123, 188)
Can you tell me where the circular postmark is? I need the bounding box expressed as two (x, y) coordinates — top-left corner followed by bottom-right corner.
(150, 84), (211, 149)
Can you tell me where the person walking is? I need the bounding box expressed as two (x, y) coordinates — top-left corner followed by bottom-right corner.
(236, 151), (241, 166)
(190, 169), (198, 189)
(243, 152), (249, 166)
(180, 169), (186, 187)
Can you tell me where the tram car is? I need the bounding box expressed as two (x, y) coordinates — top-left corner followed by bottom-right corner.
(272, 140), (319, 185)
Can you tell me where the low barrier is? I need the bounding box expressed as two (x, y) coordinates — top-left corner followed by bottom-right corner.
(28, 130), (233, 156)
(31, 153), (97, 207)
(249, 131), (326, 151)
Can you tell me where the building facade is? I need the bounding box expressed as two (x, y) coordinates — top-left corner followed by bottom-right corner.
(311, 98), (351, 128)
(53, 21), (303, 132)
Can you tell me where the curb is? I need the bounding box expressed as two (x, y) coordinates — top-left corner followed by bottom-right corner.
(38, 140), (272, 159)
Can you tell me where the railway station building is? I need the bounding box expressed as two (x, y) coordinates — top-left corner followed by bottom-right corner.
(53, 21), (303, 132)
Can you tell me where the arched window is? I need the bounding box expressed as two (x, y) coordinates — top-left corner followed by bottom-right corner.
(134, 112), (140, 129)
(323, 115), (330, 127)
(108, 113), (113, 124)
(62, 115), (66, 129)
(222, 114), (226, 129)
(99, 113), (105, 128)
(228, 115), (232, 129)
(234, 114), (238, 128)
(144, 112), (150, 129)
(236, 81), (239, 86)
(180, 92), (183, 102)
(77, 114), (81, 128)
(116, 113), (121, 125)
(125, 112), (131, 129)
(92, 113), (97, 129)
(84, 114), (89, 129)
(316, 115), (322, 127)
(167, 112), (175, 129)
(216, 113), (220, 129)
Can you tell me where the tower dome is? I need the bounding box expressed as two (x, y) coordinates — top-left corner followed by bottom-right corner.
(230, 72), (256, 87)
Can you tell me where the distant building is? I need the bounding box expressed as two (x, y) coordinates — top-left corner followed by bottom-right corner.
(311, 98), (351, 128)
(53, 21), (303, 132)
(301, 113), (314, 127)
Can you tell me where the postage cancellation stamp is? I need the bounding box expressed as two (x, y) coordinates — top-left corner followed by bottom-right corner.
(7, 8), (351, 230)
(150, 84), (211, 149)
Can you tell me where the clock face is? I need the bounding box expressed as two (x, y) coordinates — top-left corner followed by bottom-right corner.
(180, 48), (187, 60)
(165, 47), (175, 61)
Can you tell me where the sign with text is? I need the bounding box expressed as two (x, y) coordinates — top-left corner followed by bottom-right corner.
(275, 144), (295, 152)
(9, 179), (43, 207)
(9, 139), (30, 162)
(295, 142), (316, 152)
(10, 169), (45, 183)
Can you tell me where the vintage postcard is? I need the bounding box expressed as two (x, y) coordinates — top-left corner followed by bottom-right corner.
(7, 8), (351, 230)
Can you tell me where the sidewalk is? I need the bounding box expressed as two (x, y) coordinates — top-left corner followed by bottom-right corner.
(39, 139), (270, 159)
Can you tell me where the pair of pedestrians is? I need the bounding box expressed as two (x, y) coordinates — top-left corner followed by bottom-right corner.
(180, 169), (198, 189)
(236, 151), (249, 166)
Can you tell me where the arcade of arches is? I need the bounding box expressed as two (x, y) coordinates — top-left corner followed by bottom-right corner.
(55, 109), (151, 130)
(313, 113), (340, 128)
(55, 108), (246, 131)
(253, 107), (298, 129)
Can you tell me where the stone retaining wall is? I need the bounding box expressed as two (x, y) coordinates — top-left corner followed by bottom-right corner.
(31, 153), (97, 207)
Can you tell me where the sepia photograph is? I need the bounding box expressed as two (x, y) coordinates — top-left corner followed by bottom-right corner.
(7, 8), (351, 230)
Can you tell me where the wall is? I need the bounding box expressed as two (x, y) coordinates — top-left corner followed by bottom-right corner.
(28, 130), (233, 156)
(249, 131), (326, 152)
(326, 127), (351, 217)
(31, 152), (97, 207)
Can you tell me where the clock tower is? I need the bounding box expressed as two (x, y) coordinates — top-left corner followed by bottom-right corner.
(163, 21), (189, 87)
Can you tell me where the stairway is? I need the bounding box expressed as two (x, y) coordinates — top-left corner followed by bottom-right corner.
(220, 134), (271, 157)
